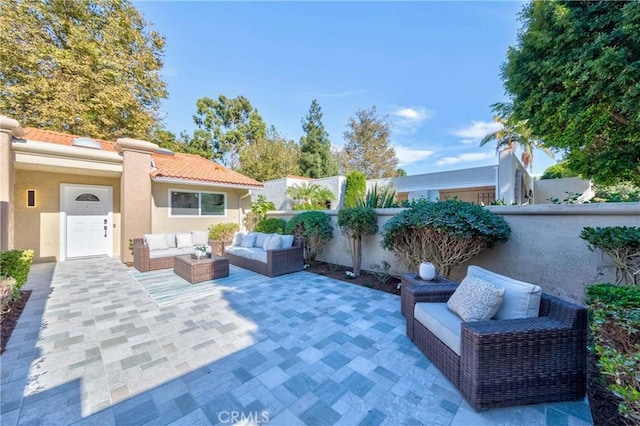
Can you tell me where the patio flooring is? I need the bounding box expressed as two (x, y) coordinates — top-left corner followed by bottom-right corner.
(1, 258), (593, 425)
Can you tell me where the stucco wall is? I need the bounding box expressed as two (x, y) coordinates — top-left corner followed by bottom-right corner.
(269, 203), (640, 304)
(13, 170), (121, 263)
(534, 177), (594, 204)
(151, 182), (248, 234)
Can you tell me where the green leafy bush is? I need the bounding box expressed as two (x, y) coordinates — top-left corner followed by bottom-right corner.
(580, 226), (640, 285)
(338, 207), (378, 276)
(256, 218), (287, 234)
(285, 211), (333, 263)
(381, 199), (510, 276)
(586, 284), (640, 422)
(246, 195), (276, 230)
(344, 171), (366, 208)
(0, 249), (34, 299)
(208, 223), (239, 254)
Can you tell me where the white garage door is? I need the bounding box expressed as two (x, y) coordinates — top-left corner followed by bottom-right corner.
(61, 184), (113, 259)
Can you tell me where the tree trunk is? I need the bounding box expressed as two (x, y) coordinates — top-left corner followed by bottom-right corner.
(354, 236), (362, 276)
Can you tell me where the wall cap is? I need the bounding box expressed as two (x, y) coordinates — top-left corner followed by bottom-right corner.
(115, 137), (158, 153)
(487, 203), (640, 216)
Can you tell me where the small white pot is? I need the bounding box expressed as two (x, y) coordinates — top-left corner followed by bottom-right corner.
(419, 262), (436, 281)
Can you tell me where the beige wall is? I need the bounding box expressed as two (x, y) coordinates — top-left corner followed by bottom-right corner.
(151, 182), (248, 234)
(534, 177), (594, 204)
(13, 170), (121, 263)
(269, 203), (640, 304)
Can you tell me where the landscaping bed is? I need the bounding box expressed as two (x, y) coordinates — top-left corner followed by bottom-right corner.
(0, 290), (31, 354)
(306, 261), (401, 296)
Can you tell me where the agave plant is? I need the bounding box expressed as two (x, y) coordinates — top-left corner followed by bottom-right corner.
(356, 184), (397, 208)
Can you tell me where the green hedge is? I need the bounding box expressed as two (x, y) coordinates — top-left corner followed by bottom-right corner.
(256, 218), (287, 234)
(0, 249), (34, 299)
(586, 284), (640, 422)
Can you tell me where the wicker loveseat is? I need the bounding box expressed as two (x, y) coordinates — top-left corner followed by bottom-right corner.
(224, 232), (304, 277)
(133, 231), (210, 272)
(403, 266), (587, 411)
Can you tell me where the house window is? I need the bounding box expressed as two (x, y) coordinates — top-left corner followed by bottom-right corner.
(170, 190), (225, 216)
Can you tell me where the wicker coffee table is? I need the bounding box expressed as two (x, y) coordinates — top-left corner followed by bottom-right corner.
(173, 254), (229, 284)
(400, 273), (457, 316)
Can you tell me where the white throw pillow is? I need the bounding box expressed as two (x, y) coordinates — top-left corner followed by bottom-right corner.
(281, 234), (294, 248)
(240, 234), (257, 248)
(266, 235), (282, 250)
(232, 232), (244, 246)
(466, 266), (542, 320)
(191, 231), (208, 246)
(144, 234), (169, 251)
(447, 276), (505, 322)
(176, 233), (193, 248)
(254, 232), (268, 248)
(166, 233), (177, 248)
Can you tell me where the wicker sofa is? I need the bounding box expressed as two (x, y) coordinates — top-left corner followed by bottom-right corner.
(224, 232), (304, 277)
(403, 266), (587, 411)
(133, 231), (210, 272)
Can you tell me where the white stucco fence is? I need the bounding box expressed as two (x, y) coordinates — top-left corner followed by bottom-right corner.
(268, 203), (640, 303)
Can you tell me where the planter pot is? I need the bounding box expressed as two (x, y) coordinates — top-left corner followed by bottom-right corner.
(419, 262), (436, 281)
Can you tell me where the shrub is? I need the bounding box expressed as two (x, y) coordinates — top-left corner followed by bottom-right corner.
(0, 276), (17, 312)
(208, 223), (240, 254)
(0, 249), (34, 299)
(380, 199), (510, 276)
(344, 171), (366, 208)
(580, 226), (640, 285)
(586, 284), (640, 422)
(256, 218), (287, 234)
(338, 207), (378, 276)
(285, 211), (333, 263)
(246, 195), (276, 230)
(356, 184), (397, 208)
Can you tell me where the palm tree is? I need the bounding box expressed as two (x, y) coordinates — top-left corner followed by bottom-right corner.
(286, 183), (335, 209)
(480, 104), (553, 170)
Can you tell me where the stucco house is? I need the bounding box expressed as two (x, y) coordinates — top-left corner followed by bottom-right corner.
(0, 116), (262, 264)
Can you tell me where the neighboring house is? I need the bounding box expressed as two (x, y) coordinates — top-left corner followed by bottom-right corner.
(254, 175), (345, 210)
(0, 116), (262, 264)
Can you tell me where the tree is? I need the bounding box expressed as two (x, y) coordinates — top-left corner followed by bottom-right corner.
(239, 126), (300, 182)
(0, 0), (167, 140)
(480, 103), (553, 171)
(192, 95), (266, 169)
(502, 0), (640, 186)
(540, 161), (579, 180)
(299, 100), (339, 178)
(341, 106), (399, 178)
(344, 171), (367, 208)
(151, 129), (211, 159)
(396, 169), (407, 177)
(338, 207), (378, 277)
(286, 183), (335, 210)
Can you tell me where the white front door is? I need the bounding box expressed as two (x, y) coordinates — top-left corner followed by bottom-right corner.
(61, 184), (113, 259)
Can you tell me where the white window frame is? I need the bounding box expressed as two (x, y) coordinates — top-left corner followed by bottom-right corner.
(168, 188), (227, 218)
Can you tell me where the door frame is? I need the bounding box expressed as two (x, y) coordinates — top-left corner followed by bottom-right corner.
(59, 183), (114, 261)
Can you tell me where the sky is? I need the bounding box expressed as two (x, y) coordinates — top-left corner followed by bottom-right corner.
(134, 1), (559, 177)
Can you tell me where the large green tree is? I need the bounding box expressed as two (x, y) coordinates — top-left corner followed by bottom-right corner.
(480, 103), (553, 171)
(502, 0), (640, 185)
(299, 100), (338, 178)
(341, 106), (399, 179)
(150, 129), (211, 159)
(192, 95), (266, 169)
(239, 126), (301, 182)
(0, 0), (167, 140)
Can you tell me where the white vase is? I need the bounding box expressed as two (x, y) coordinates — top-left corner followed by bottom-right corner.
(419, 262), (436, 281)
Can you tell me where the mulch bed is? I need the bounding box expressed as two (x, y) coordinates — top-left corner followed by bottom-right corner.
(305, 261), (401, 296)
(1, 290), (31, 354)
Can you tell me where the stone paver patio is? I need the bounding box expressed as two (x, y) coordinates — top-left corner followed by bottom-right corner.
(1, 258), (593, 425)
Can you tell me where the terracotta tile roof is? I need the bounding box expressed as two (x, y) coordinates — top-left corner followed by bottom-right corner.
(21, 127), (117, 151)
(18, 127), (263, 188)
(151, 152), (262, 188)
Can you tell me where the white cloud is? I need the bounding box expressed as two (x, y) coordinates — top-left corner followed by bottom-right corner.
(395, 145), (435, 166)
(452, 120), (502, 142)
(435, 152), (495, 166)
(390, 107), (433, 134)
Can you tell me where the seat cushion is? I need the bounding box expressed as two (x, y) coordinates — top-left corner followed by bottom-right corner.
(144, 234), (169, 251)
(191, 231), (208, 246)
(466, 265), (542, 320)
(447, 276), (505, 322)
(249, 251), (268, 263)
(149, 247), (183, 259)
(414, 303), (463, 356)
(226, 246), (261, 259)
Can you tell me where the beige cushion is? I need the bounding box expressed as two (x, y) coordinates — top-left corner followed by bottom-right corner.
(144, 234), (169, 251)
(254, 232), (269, 248)
(176, 233), (193, 248)
(447, 276), (505, 322)
(191, 231), (208, 246)
(166, 233), (177, 248)
(281, 234), (294, 248)
(266, 235), (282, 250)
(467, 266), (542, 320)
(240, 234), (257, 248)
(414, 302), (463, 356)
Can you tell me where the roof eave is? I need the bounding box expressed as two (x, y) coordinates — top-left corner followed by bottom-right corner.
(151, 176), (263, 190)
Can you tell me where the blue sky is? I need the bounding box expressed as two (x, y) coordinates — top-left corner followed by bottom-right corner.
(135, 1), (558, 176)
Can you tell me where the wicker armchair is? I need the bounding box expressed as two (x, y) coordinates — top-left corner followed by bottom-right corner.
(403, 283), (587, 411)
